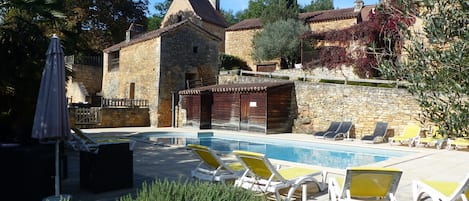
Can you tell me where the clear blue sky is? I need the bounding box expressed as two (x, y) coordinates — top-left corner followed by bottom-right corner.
(148, 0), (380, 15)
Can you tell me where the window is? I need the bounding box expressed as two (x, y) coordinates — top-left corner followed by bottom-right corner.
(193, 46), (198, 53)
(108, 51), (119, 71)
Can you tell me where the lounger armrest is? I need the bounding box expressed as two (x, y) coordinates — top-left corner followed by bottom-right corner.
(412, 180), (448, 201)
(328, 177), (343, 201)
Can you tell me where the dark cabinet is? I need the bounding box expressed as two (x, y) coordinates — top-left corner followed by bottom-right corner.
(80, 143), (133, 193)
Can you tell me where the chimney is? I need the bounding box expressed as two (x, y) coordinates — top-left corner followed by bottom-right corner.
(354, 0), (364, 12)
(209, 0), (220, 11)
(126, 23), (145, 42)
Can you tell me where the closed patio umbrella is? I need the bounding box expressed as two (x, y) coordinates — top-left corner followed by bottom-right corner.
(31, 34), (70, 200)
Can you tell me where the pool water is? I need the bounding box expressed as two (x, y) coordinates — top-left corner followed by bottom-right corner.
(132, 132), (414, 169)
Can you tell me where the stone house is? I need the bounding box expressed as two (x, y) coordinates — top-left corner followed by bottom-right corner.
(161, 0), (228, 51)
(65, 56), (103, 105)
(101, 20), (221, 127)
(225, 0), (374, 77)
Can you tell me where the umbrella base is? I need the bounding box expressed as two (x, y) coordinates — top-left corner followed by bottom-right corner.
(42, 194), (72, 201)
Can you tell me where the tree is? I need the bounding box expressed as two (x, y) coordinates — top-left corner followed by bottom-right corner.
(64, 0), (148, 54)
(260, 0), (299, 23)
(303, 0), (334, 12)
(237, 0), (265, 20)
(0, 0), (65, 143)
(377, 0), (469, 137)
(221, 9), (239, 25)
(252, 19), (310, 68)
(237, 0), (299, 23)
(147, 0), (173, 30)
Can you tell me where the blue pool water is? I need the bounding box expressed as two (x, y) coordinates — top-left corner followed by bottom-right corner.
(132, 132), (414, 169)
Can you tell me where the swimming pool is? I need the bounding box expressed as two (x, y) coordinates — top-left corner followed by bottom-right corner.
(131, 131), (415, 169)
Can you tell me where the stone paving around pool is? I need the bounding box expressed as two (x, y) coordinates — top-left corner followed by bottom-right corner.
(63, 127), (469, 201)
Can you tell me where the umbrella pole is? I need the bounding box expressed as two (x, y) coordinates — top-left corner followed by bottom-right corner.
(55, 139), (60, 196)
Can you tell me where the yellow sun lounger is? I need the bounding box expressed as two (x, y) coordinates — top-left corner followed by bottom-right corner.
(447, 138), (469, 150)
(415, 126), (445, 149)
(329, 167), (403, 201)
(412, 174), (469, 201)
(233, 150), (326, 201)
(187, 144), (244, 184)
(389, 124), (421, 147)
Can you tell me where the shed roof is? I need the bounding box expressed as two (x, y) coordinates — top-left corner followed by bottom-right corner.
(179, 81), (294, 95)
(104, 20), (220, 53)
(189, 0), (229, 28)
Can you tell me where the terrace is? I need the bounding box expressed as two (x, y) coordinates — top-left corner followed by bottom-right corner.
(62, 127), (469, 201)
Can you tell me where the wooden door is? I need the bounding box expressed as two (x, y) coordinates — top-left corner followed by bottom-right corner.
(199, 92), (212, 129)
(240, 94), (250, 131)
(129, 83), (135, 99)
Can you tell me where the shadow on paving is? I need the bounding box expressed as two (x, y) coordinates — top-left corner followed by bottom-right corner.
(62, 141), (199, 201)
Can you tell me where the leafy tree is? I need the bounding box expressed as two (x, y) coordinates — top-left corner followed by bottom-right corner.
(147, 0), (173, 30)
(237, 0), (299, 23)
(147, 15), (162, 31)
(221, 9), (239, 25)
(252, 19), (310, 68)
(0, 0), (65, 143)
(218, 53), (250, 71)
(303, 0), (334, 12)
(377, 0), (469, 137)
(64, 0), (148, 54)
(260, 0), (299, 23)
(237, 0), (265, 20)
(153, 0), (172, 17)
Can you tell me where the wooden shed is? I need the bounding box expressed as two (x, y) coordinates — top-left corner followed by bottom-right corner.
(178, 82), (295, 134)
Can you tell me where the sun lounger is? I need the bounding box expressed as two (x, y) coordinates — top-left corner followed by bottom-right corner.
(361, 122), (389, 144)
(412, 174), (469, 201)
(313, 121), (341, 138)
(233, 150), (326, 201)
(415, 126), (445, 149)
(329, 167), (403, 201)
(187, 144), (244, 184)
(447, 137), (469, 150)
(323, 121), (353, 140)
(388, 124), (421, 147)
(69, 128), (135, 153)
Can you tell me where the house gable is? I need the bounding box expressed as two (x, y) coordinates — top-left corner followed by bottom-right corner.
(161, 0), (227, 28)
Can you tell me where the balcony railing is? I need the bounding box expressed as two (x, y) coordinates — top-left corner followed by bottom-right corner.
(101, 98), (149, 108)
(65, 55), (103, 67)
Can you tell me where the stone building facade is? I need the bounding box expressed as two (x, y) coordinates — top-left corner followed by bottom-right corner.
(225, 19), (262, 70)
(66, 57), (103, 104)
(225, 0), (374, 76)
(102, 20), (221, 127)
(161, 0), (228, 51)
(217, 74), (422, 138)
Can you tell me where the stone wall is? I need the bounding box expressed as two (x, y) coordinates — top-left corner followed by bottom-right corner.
(308, 18), (357, 33)
(102, 37), (160, 126)
(69, 108), (150, 128)
(67, 64), (102, 103)
(218, 74), (422, 138)
(225, 28), (260, 70)
(202, 22), (225, 51)
(158, 24), (220, 127)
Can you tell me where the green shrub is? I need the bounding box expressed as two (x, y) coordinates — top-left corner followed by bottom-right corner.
(218, 53), (251, 71)
(118, 179), (264, 201)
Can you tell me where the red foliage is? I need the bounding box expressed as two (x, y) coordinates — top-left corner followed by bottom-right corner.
(302, 0), (416, 78)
